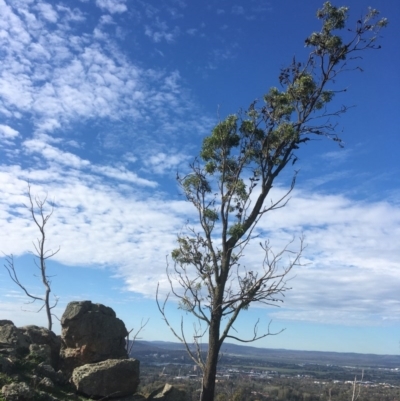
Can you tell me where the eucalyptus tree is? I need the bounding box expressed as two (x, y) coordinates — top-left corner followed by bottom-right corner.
(157, 3), (387, 401)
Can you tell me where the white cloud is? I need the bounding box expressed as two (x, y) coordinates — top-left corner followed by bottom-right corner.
(95, 0), (127, 14)
(92, 165), (157, 187)
(23, 137), (89, 169)
(35, 3), (58, 23)
(144, 151), (190, 175)
(1, 159), (398, 327)
(145, 18), (180, 43)
(0, 124), (19, 139)
(0, 1), (211, 149)
(99, 14), (114, 25)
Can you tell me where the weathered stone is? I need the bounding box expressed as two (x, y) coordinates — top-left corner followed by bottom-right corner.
(1, 382), (34, 401)
(0, 321), (30, 358)
(28, 344), (51, 365)
(38, 377), (54, 389)
(148, 383), (188, 401)
(35, 362), (66, 385)
(60, 301), (128, 374)
(71, 358), (140, 399)
(0, 355), (14, 373)
(20, 325), (60, 369)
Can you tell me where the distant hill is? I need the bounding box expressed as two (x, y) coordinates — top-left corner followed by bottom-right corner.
(132, 340), (399, 368)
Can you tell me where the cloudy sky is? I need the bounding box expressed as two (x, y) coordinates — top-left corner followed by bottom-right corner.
(0, 0), (399, 356)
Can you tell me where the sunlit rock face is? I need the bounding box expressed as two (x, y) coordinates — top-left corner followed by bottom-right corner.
(59, 301), (128, 375)
(71, 358), (140, 399)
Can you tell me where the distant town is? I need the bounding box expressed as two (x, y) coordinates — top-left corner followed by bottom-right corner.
(132, 341), (400, 400)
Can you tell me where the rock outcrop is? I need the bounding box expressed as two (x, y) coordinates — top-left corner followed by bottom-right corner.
(0, 320), (30, 358)
(20, 325), (61, 369)
(0, 302), (157, 401)
(59, 301), (128, 375)
(72, 358), (140, 399)
(0, 321), (60, 370)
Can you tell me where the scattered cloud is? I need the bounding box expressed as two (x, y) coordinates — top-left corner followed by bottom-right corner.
(322, 148), (352, 164)
(144, 18), (180, 43)
(95, 0), (127, 14)
(35, 3), (58, 23)
(1, 166), (398, 326)
(208, 43), (239, 70)
(144, 151), (190, 175)
(0, 124), (19, 140)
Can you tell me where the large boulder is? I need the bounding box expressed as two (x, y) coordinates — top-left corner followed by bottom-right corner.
(71, 358), (140, 399)
(20, 325), (61, 369)
(0, 321), (30, 358)
(59, 301), (128, 374)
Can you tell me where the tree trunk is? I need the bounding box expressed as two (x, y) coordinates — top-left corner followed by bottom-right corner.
(200, 314), (221, 401)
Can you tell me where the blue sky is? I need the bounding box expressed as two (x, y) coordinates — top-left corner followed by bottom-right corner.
(0, 0), (399, 356)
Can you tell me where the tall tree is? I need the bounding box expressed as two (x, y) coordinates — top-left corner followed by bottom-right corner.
(4, 184), (59, 331)
(157, 3), (387, 401)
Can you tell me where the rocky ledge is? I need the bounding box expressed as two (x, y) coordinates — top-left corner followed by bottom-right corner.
(0, 301), (186, 401)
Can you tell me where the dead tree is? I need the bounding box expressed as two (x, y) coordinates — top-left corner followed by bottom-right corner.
(4, 184), (59, 331)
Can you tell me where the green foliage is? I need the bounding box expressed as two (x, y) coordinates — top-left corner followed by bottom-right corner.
(264, 88), (294, 120)
(182, 173), (211, 196)
(0, 372), (12, 387)
(201, 115), (240, 169)
(228, 223), (244, 240)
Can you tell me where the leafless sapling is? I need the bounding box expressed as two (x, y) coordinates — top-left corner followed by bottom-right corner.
(4, 184), (59, 331)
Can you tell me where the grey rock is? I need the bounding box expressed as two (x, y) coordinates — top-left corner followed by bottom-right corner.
(148, 383), (188, 401)
(20, 325), (60, 369)
(60, 301), (128, 374)
(38, 377), (54, 388)
(35, 362), (66, 384)
(0, 355), (14, 373)
(29, 344), (51, 365)
(71, 358), (140, 399)
(0, 322), (30, 358)
(1, 382), (34, 401)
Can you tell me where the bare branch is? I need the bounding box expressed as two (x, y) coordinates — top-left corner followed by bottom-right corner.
(126, 318), (150, 355)
(2, 184), (60, 330)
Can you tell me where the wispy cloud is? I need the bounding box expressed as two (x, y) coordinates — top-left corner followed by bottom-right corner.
(1, 164), (399, 327)
(95, 0), (127, 14)
(0, 124), (19, 141)
(144, 151), (190, 175)
(0, 0), (211, 155)
(144, 18), (180, 43)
